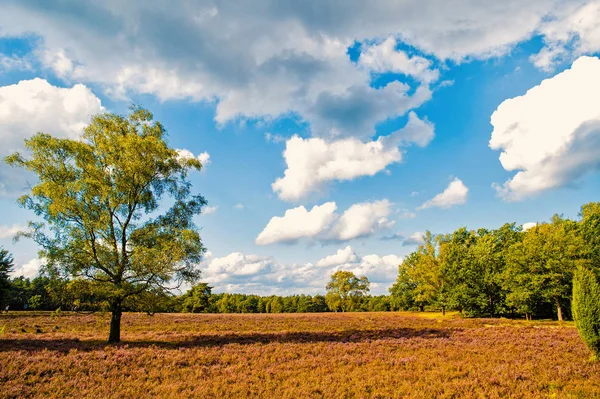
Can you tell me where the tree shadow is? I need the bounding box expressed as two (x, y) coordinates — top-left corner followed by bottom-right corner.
(0, 327), (455, 353)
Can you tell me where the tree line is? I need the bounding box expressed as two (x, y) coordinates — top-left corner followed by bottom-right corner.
(0, 271), (386, 314)
(390, 202), (600, 321)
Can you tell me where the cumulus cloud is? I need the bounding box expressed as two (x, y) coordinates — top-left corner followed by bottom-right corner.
(255, 202), (338, 245)
(522, 222), (538, 231)
(272, 112), (434, 201)
(0, 78), (104, 197)
(203, 206), (218, 215)
(533, 1), (600, 70)
(315, 246), (358, 268)
(402, 232), (426, 246)
(256, 199), (395, 245)
(199, 247), (402, 295)
(0, 224), (24, 239)
(11, 258), (45, 279)
(359, 37), (439, 83)
(176, 149), (210, 168)
(0, 54), (32, 72)
(327, 200), (395, 241)
(418, 178), (469, 210)
(0, 0), (587, 140)
(490, 56), (600, 201)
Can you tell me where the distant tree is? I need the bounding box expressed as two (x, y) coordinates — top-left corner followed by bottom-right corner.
(504, 216), (583, 320)
(389, 252), (420, 311)
(0, 247), (14, 307)
(442, 224), (521, 317)
(5, 107), (207, 342)
(325, 270), (370, 312)
(181, 283), (213, 313)
(573, 266), (600, 360)
(412, 231), (450, 315)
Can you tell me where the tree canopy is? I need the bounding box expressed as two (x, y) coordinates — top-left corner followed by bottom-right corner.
(326, 270), (370, 312)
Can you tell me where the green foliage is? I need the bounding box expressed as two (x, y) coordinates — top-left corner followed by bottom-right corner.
(0, 247), (14, 307)
(5, 106), (207, 342)
(181, 283), (213, 313)
(326, 270), (370, 312)
(579, 202), (600, 267)
(28, 295), (42, 310)
(573, 266), (600, 360)
(503, 216), (583, 321)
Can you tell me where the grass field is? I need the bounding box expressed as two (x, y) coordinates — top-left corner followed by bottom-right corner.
(1, 312), (599, 398)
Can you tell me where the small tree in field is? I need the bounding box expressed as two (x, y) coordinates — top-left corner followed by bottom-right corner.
(573, 266), (600, 361)
(5, 107), (207, 343)
(326, 270), (369, 312)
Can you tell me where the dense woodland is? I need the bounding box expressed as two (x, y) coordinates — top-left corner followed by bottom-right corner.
(1, 201), (599, 320)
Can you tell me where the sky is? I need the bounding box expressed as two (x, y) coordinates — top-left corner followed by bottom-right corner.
(0, 0), (600, 295)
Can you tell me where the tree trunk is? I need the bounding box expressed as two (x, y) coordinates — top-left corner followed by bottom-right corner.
(442, 306), (446, 316)
(555, 297), (564, 321)
(108, 300), (123, 343)
(489, 294), (495, 317)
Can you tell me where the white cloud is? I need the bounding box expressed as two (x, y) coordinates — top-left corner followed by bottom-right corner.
(418, 178), (469, 210)
(256, 199), (395, 245)
(272, 112), (434, 201)
(522, 222), (538, 231)
(315, 245), (358, 267)
(402, 232), (425, 246)
(490, 56), (600, 200)
(265, 132), (286, 143)
(359, 37), (439, 83)
(0, 0), (584, 141)
(176, 149), (210, 168)
(0, 224), (24, 239)
(397, 209), (417, 219)
(533, 1), (600, 70)
(0, 54), (32, 72)
(0, 78), (104, 197)
(234, 203), (245, 210)
(328, 199), (395, 241)
(199, 247), (402, 295)
(11, 258), (45, 279)
(203, 206), (218, 215)
(197, 151), (211, 166)
(255, 202), (337, 245)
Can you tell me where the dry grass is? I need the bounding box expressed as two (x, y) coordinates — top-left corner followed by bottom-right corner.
(1, 311), (599, 398)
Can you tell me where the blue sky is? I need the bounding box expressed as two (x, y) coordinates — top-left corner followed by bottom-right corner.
(0, 0), (599, 295)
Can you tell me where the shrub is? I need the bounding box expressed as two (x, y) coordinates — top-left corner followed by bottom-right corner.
(573, 266), (600, 360)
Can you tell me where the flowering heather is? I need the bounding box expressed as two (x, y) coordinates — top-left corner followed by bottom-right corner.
(0, 312), (599, 398)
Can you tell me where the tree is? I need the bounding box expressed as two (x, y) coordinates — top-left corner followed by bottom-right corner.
(0, 247), (14, 307)
(579, 202), (600, 269)
(572, 266), (600, 360)
(412, 231), (450, 315)
(325, 270), (370, 312)
(503, 216), (583, 320)
(390, 252), (420, 311)
(181, 283), (212, 313)
(5, 107), (207, 342)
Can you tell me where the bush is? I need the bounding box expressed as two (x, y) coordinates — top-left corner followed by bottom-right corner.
(572, 266), (600, 360)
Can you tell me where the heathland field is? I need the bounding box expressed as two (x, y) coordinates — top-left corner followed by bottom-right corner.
(1, 312), (599, 398)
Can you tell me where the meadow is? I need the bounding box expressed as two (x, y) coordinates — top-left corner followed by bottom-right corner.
(1, 312), (599, 398)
